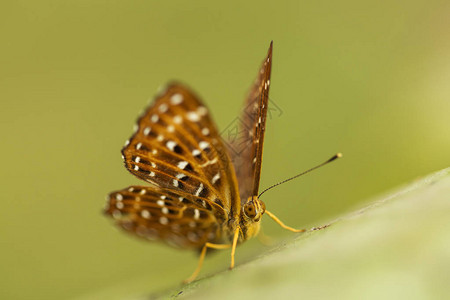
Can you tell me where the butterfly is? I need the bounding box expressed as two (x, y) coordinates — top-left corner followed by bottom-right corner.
(104, 41), (339, 283)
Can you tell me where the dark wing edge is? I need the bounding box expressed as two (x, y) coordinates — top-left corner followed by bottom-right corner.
(226, 42), (273, 203)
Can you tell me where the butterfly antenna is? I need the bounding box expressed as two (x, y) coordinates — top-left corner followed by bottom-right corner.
(258, 153), (342, 198)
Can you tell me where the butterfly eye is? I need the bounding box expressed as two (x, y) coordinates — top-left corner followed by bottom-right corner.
(243, 202), (257, 219)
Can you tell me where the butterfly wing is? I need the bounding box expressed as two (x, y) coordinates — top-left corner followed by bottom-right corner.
(105, 83), (241, 247)
(105, 185), (224, 249)
(228, 42), (273, 203)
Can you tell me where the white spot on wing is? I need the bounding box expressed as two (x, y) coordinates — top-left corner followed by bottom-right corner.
(176, 173), (186, 180)
(187, 111), (200, 122)
(159, 103), (168, 113)
(173, 115), (182, 124)
(112, 210), (122, 219)
(170, 93), (183, 105)
(199, 141), (210, 150)
(151, 114), (159, 123)
(166, 140), (177, 151)
(197, 106), (208, 116)
(212, 173), (220, 184)
(194, 209), (200, 220)
(199, 157), (218, 168)
(201, 128), (210, 136)
(177, 161), (188, 169)
(195, 183), (204, 197)
(159, 216), (169, 225)
(141, 210), (151, 219)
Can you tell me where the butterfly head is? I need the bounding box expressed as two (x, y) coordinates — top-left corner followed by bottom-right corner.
(243, 196), (266, 223)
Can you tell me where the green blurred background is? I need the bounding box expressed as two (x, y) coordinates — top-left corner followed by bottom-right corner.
(1, 1), (449, 299)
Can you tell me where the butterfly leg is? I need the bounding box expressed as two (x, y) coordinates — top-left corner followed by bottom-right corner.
(229, 227), (240, 269)
(184, 242), (231, 284)
(265, 210), (306, 233)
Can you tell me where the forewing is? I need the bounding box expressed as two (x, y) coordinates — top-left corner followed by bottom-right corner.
(104, 185), (225, 249)
(121, 83), (240, 216)
(228, 42), (272, 203)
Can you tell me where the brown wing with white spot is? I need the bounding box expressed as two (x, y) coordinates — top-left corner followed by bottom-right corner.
(104, 186), (225, 249)
(228, 42), (272, 203)
(121, 83), (241, 219)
